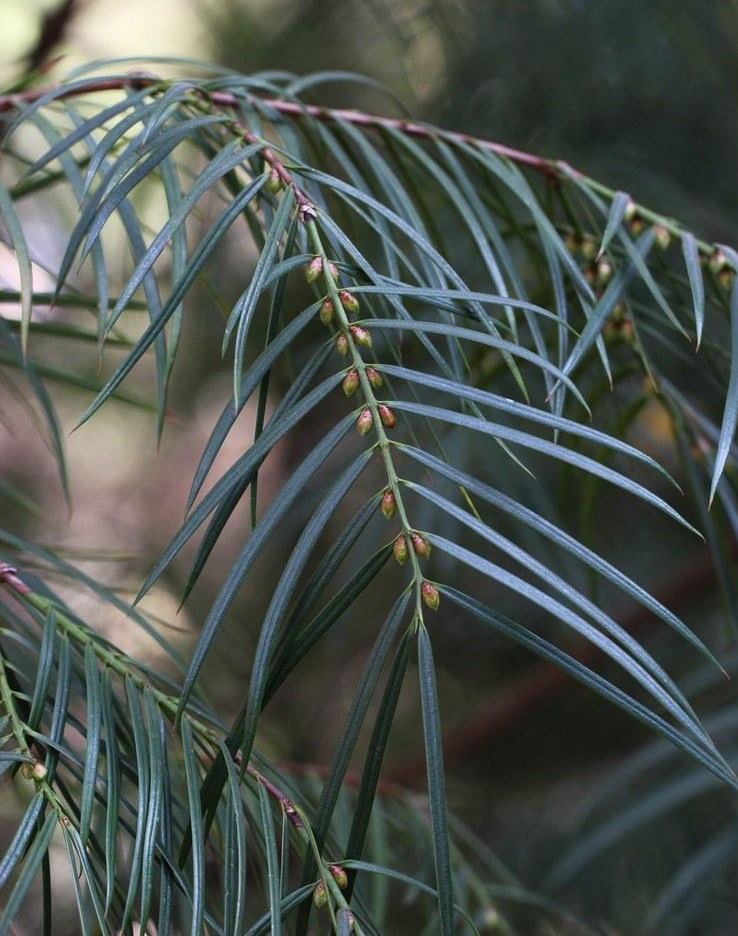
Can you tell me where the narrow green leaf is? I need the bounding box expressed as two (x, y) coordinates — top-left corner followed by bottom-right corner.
(431, 533), (714, 749)
(27, 608), (57, 731)
(100, 667), (119, 914)
(266, 543), (393, 704)
(299, 591), (411, 899)
(0, 179), (33, 357)
(227, 188), (296, 401)
(187, 303), (322, 507)
(682, 232), (705, 348)
(79, 644), (102, 846)
(181, 718), (205, 936)
(443, 587), (736, 789)
(0, 811), (57, 936)
(102, 139), (263, 335)
(23, 86), (153, 177)
(598, 190), (632, 259)
(709, 245), (738, 505)
(417, 627), (455, 936)
(120, 677), (149, 932)
(399, 443), (720, 667)
(0, 794), (45, 889)
(257, 781), (282, 936)
(222, 449), (372, 767)
(139, 687), (165, 930)
(221, 740), (248, 936)
(346, 631), (413, 871)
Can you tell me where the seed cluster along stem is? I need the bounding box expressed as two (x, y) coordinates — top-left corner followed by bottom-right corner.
(305, 219), (432, 624)
(0, 566), (361, 928)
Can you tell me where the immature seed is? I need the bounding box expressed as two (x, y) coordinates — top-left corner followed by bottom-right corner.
(350, 325), (372, 348)
(421, 581), (440, 610)
(335, 333), (349, 356)
(31, 761), (48, 782)
(356, 408), (373, 435)
(380, 489), (396, 518)
(329, 864), (348, 890)
(342, 369), (360, 396)
(339, 290), (360, 314)
(653, 225), (671, 250)
(366, 366), (383, 389)
(709, 248), (728, 275)
(319, 298), (335, 325)
(580, 237), (596, 261)
(265, 168), (282, 193)
(378, 404), (396, 428)
(595, 259), (612, 287)
(312, 881), (327, 908)
(393, 534), (408, 564)
(411, 532), (431, 558)
(304, 256), (323, 283)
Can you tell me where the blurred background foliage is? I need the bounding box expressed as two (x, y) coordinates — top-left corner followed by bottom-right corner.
(3, 1), (738, 933)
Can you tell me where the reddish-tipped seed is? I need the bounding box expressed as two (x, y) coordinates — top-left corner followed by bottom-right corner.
(411, 532), (431, 558)
(319, 298), (335, 325)
(595, 259), (612, 287)
(380, 489), (396, 519)
(393, 534), (409, 565)
(342, 369), (360, 396)
(378, 404), (396, 429)
(329, 864), (348, 890)
(580, 237), (596, 261)
(350, 324), (372, 348)
(312, 881), (327, 908)
(305, 256), (323, 283)
(366, 366), (383, 389)
(31, 761), (48, 782)
(265, 168), (282, 193)
(335, 333), (349, 356)
(653, 225), (671, 250)
(421, 581), (440, 610)
(356, 408), (373, 435)
(709, 249), (728, 275)
(339, 290), (360, 314)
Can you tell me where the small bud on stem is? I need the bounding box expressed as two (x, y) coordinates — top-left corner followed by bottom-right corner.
(342, 369), (360, 396)
(356, 408), (374, 435)
(350, 325), (372, 348)
(335, 333), (349, 356)
(378, 404), (396, 428)
(265, 168), (283, 193)
(380, 489), (396, 518)
(319, 298), (335, 325)
(393, 535), (409, 564)
(329, 864), (348, 890)
(366, 367), (383, 389)
(653, 225), (671, 250)
(411, 532), (431, 558)
(421, 581), (440, 610)
(312, 881), (327, 908)
(305, 256), (323, 284)
(339, 290), (360, 314)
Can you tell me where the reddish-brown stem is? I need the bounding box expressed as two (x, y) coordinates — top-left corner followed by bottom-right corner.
(0, 75), (559, 181)
(0, 562), (31, 595)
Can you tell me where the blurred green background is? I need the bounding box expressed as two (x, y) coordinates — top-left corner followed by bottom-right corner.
(3, 2), (738, 932)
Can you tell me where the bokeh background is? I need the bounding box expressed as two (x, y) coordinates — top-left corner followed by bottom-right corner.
(3, 2), (738, 932)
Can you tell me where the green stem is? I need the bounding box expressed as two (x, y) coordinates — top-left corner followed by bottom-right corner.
(305, 218), (429, 621)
